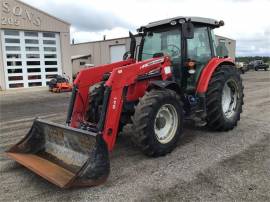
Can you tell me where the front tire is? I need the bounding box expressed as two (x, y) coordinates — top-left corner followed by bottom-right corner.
(131, 89), (183, 157)
(86, 84), (104, 123)
(206, 65), (244, 131)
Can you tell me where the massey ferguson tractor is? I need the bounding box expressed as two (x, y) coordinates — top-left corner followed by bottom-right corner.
(6, 17), (244, 188)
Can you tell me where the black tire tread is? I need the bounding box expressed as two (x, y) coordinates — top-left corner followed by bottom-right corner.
(206, 65), (244, 131)
(124, 89), (183, 157)
(86, 84), (104, 123)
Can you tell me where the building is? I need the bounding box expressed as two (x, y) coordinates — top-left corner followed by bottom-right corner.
(0, 0), (72, 90)
(70, 37), (132, 76)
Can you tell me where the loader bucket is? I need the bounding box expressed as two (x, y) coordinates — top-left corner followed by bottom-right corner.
(6, 119), (110, 188)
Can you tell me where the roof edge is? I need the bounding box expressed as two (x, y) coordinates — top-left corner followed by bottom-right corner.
(71, 36), (129, 46)
(71, 54), (91, 60)
(17, 0), (71, 26)
(215, 35), (236, 41)
(141, 16), (222, 30)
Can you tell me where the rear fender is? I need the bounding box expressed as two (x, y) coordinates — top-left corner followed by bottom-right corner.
(196, 57), (235, 94)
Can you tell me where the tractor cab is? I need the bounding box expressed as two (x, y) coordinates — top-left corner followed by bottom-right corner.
(133, 17), (224, 91)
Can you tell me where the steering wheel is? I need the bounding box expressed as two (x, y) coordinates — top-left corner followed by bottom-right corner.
(123, 51), (131, 60)
(166, 44), (181, 57)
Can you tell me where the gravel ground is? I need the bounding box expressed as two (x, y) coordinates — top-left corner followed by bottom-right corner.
(0, 71), (269, 202)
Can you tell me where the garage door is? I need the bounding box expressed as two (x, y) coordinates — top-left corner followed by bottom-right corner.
(110, 45), (126, 63)
(1, 30), (62, 89)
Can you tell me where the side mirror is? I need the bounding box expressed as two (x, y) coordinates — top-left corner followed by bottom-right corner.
(182, 22), (194, 39)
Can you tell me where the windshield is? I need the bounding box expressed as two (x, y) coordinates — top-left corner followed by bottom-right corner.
(141, 28), (181, 60)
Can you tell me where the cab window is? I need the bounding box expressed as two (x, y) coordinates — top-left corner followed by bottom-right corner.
(187, 27), (211, 63)
(142, 28), (181, 60)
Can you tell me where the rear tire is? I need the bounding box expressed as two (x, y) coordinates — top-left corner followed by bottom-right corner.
(206, 65), (244, 131)
(131, 89), (183, 157)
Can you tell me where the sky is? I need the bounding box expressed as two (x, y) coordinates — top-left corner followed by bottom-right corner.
(21, 0), (270, 57)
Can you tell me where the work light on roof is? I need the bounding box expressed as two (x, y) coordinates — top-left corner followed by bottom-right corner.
(178, 18), (186, 24)
(170, 20), (177, 26)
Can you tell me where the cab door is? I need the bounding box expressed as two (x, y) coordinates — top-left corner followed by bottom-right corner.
(186, 26), (213, 91)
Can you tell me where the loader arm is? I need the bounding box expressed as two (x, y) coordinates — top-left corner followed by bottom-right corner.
(68, 59), (135, 127)
(71, 56), (172, 151)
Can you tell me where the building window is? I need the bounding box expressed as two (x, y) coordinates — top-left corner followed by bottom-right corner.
(25, 39), (39, 44)
(45, 61), (57, 65)
(27, 68), (41, 73)
(45, 68), (58, 72)
(6, 46), (21, 51)
(8, 69), (23, 73)
(8, 76), (23, 81)
(43, 40), (56, 45)
(28, 82), (42, 87)
(25, 32), (38, 37)
(27, 61), (40, 66)
(5, 38), (20, 43)
(28, 75), (41, 80)
(46, 74), (58, 79)
(4, 30), (19, 36)
(26, 47), (39, 51)
(43, 33), (56, 38)
(45, 54), (57, 58)
(26, 54), (40, 59)
(7, 54), (21, 58)
(44, 47), (56, 52)
(7, 61), (22, 66)
(9, 83), (24, 88)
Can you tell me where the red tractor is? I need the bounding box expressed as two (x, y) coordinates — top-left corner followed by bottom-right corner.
(7, 17), (244, 188)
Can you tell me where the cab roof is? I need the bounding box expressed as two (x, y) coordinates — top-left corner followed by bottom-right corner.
(139, 16), (224, 31)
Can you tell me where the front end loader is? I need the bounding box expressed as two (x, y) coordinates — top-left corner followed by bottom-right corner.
(6, 17), (244, 188)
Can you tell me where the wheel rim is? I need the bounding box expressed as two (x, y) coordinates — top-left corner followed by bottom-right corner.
(154, 104), (178, 144)
(222, 79), (238, 119)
